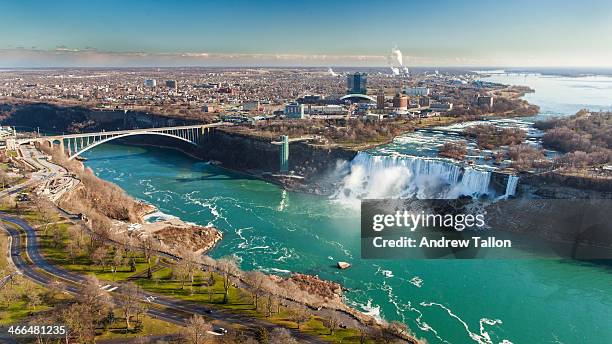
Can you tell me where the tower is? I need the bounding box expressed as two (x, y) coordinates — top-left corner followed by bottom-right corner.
(377, 89), (385, 109)
(279, 135), (289, 173)
(347, 73), (367, 94)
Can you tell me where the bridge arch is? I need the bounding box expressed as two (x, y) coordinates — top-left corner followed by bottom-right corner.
(67, 131), (197, 161)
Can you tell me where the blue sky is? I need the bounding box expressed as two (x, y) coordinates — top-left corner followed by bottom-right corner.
(1, 0), (611, 67)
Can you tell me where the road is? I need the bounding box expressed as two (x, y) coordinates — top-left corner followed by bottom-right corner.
(0, 213), (325, 344)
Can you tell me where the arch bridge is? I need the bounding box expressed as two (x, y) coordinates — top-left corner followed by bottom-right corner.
(19, 123), (227, 161)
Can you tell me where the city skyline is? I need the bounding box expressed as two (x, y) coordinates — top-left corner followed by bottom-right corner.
(1, 0), (612, 67)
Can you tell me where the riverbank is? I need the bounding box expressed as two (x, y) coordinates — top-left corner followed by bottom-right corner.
(30, 143), (421, 343)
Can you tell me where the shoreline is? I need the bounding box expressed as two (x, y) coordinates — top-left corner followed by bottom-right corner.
(42, 143), (404, 338)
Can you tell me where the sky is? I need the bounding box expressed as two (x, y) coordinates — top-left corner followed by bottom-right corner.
(1, 0), (611, 67)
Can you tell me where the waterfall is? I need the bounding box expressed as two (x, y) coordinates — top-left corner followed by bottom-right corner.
(504, 175), (519, 197)
(333, 152), (493, 205)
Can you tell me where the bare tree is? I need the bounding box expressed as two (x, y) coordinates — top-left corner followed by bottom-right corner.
(269, 328), (299, 344)
(173, 259), (190, 290)
(322, 311), (342, 335)
(50, 223), (64, 248)
(32, 195), (55, 236)
(288, 305), (311, 329)
(66, 239), (80, 265)
(91, 246), (108, 272)
(61, 302), (96, 344)
(79, 275), (113, 318)
(0, 170), (9, 190)
(217, 256), (240, 304)
(183, 314), (212, 344)
(111, 248), (124, 281)
(119, 282), (141, 331)
(140, 235), (156, 279)
(183, 251), (201, 294)
(244, 270), (267, 309)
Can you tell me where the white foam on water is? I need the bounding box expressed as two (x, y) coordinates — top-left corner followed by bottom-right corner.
(143, 210), (179, 223)
(359, 299), (383, 322)
(377, 279), (450, 344)
(420, 302), (510, 344)
(409, 276), (424, 288)
(277, 189), (288, 211)
(261, 267), (291, 275)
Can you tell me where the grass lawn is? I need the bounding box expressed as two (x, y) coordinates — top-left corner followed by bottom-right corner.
(97, 312), (182, 341)
(28, 212), (368, 343)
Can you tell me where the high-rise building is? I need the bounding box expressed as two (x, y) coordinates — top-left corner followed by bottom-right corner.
(144, 79), (157, 87)
(347, 73), (367, 94)
(165, 80), (177, 89)
(376, 89), (385, 109)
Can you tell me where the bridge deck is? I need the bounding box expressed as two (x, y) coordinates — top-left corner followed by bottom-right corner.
(18, 122), (228, 144)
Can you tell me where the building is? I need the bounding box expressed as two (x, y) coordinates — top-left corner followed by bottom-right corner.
(201, 104), (214, 113)
(242, 101), (262, 112)
(430, 102), (453, 112)
(403, 87), (430, 96)
(144, 79), (157, 87)
(284, 102), (304, 119)
(305, 105), (348, 118)
(365, 113), (384, 122)
(418, 96), (430, 107)
(392, 93), (409, 110)
(347, 72), (367, 94)
(376, 89), (385, 109)
(165, 80), (177, 89)
(477, 95), (494, 107)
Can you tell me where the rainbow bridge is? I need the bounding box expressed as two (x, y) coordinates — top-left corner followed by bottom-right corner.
(17, 123), (228, 161)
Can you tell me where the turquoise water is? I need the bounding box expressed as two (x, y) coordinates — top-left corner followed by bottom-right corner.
(82, 73), (612, 344)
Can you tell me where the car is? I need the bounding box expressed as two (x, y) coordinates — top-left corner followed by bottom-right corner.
(213, 327), (228, 335)
(16, 194), (30, 202)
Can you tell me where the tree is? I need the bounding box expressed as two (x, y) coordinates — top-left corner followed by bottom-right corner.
(322, 312), (341, 335)
(111, 248), (124, 281)
(79, 275), (113, 318)
(50, 223), (64, 248)
(244, 270), (267, 310)
(183, 251), (201, 294)
(91, 246), (108, 272)
(173, 259), (190, 290)
(269, 328), (299, 344)
(217, 256), (240, 304)
(119, 282), (141, 331)
(25, 282), (43, 311)
(205, 272), (215, 302)
(438, 141), (467, 160)
(66, 240), (80, 265)
(288, 305), (310, 330)
(61, 302), (96, 344)
(33, 195), (55, 236)
(140, 236), (156, 279)
(0, 170), (9, 189)
(183, 315), (212, 344)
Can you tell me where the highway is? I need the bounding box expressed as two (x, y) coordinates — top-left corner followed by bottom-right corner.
(0, 213), (325, 343)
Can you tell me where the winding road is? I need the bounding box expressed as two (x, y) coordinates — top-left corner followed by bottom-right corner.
(0, 213), (325, 343)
